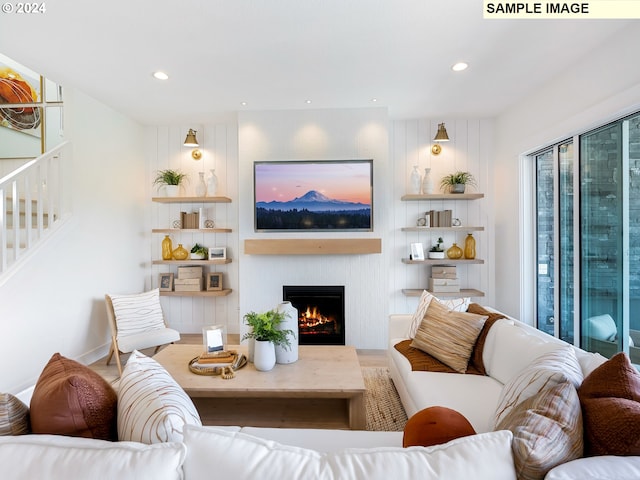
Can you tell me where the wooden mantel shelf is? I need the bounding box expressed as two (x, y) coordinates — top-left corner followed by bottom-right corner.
(244, 238), (382, 255)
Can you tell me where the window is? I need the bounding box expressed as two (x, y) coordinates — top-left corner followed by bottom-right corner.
(530, 112), (640, 363)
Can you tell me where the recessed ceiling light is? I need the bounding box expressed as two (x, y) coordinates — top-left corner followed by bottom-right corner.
(306, 99), (312, 104)
(452, 62), (468, 72)
(371, 98), (378, 103)
(153, 71), (169, 80)
(241, 101), (247, 106)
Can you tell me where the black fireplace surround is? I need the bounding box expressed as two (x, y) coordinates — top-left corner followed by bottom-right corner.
(282, 285), (345, 345)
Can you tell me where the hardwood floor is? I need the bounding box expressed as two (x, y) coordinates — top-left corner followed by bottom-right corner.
(89, 334), (387, 384)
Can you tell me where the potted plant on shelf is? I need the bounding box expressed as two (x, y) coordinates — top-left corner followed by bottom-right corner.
(153, 169), (188, 197)
(440, 171), (477, 194)
(428, 237), (446, 259)
(190, 243), (208, 260)
(242, 310), (293, 371)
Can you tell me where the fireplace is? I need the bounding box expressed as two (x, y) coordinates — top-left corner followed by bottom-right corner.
(283, 285), (345, 345)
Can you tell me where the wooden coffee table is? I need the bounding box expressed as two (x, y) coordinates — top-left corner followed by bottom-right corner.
(153, 344), (366, 430)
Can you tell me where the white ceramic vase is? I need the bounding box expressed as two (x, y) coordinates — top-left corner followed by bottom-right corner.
(410, 165), (421, 194)
(253, 340), (276, 372)
(207, 169), (218, 196)
(422, 168), (434, 194)
(275, 301), (299, 364)
(164, 185), (180, 197)
(195, 172), (207, 197)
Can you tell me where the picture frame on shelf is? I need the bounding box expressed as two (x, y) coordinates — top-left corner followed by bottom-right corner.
(206, 272), (223, 291)
(410, 243), (425, 261)
(209, 247), (227, 261)
(158, 273), (174, 292)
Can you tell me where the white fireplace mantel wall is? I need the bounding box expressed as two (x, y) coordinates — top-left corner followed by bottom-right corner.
(238, 108), (391, 349)
(146, 111), (493, 349)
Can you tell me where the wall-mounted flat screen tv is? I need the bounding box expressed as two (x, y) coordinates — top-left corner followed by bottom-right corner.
(254, 159), (373, 232)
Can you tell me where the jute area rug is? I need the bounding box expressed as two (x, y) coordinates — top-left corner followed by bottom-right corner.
(363, 367), (408, 431)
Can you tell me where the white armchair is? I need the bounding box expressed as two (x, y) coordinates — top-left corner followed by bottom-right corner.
(105, 288), (180, 376)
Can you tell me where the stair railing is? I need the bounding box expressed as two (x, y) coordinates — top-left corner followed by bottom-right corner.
(0, 141), (70, 279)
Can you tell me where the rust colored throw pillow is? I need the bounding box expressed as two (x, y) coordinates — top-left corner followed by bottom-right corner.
(466, 303), (507, 375)
(578, 352), (640, 456)
(30, 353), (117, 441)
(403, 406), (476, 448)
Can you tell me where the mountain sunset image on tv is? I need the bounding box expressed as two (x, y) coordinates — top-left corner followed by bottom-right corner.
(254, 160), (373, 231)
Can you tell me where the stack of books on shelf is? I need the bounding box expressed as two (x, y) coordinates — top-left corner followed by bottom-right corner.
(174, 266), (203, 292)
(428, 265), (460, 293)
(181, 211), (199, 229)
(426, 209), (453, 227)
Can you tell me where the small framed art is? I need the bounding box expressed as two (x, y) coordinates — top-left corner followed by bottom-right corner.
(202, 325), (225, 353)
(209, 247), (227, 261)
(206, 272), (223, 291)
(410, 243), (425, 261)
(158, 273), (174, 291)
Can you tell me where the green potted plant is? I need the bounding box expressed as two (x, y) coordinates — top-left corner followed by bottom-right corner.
(428, 237), (445, 259)
(440, 171), (477, 194)
(242, 310), (293, 371)
(153, 169), (188, 196)
(190, 243), (208, 260)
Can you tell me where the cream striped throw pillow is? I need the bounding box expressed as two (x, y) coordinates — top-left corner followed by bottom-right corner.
(408, 290), (471, 339)
(0, 393), (29, 436)
(110, 289), (165, 340)
(118, 351), (201, 444)
(410, 299), (487, 373)
(493, 345), (583, 428)
(496, 381), (583, 480)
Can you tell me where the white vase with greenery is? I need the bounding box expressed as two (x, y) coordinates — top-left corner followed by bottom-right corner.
(153, 169), (188, 197)
(242, 309), (293, 372)
(253, 339), (276, 371)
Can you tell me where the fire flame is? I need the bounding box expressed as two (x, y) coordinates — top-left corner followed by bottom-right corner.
(299, 305), (335, 330)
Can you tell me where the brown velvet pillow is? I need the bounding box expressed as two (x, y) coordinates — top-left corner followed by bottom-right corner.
(30, 353), (117, 441)
(466, 303), (506, 375)
(578, 352), (640, 456)
(403, 406), (476, 448)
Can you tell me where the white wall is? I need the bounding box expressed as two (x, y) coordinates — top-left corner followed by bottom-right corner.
(145, 123), (240, 335)
(144, 111), (494, 349)
(238, 108), (390, 349)
(389, 118), (495, 314)
(493, 24), (640, 323)
(0, 87), (147, 395)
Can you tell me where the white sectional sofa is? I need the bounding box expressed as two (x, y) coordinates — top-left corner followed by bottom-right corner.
(2, 305), (640, 479)
(388, 309), (605, 433)
(388, 305), (640, 479)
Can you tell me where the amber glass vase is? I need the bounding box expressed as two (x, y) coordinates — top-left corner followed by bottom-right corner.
(464, 233), (476, 259)
(446, 243), (463, 259)
(161, 235), (173, 260)
(172, 243), (189, 260)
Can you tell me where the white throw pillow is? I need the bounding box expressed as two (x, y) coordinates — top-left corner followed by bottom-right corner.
(109, 289), (165, 339)
(118, 350), (201, 444)
(587, 314), (617, 341)
(183, 425), (517, 480)
(545, 455), (640, 480)
(0, 434), (185, 480)
(493, 345), (583, 428)
(408, 290), (471, 338)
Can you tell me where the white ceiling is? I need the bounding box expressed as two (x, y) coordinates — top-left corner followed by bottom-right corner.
(0, 0), (633, 125)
